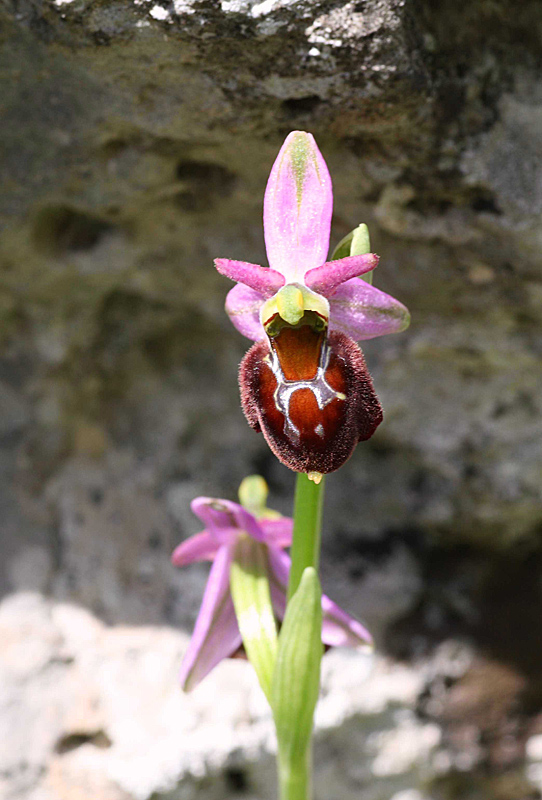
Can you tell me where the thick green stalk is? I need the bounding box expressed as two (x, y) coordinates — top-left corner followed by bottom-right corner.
(287, 473), (326, 601)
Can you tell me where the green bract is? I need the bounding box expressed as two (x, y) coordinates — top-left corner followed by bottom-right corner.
(271, 566), (323, 792)
(230, 535), (278, 702)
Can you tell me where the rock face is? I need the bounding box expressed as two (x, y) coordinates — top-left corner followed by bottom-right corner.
(0, 592), (490, 800)
(2, 592), (540, 800)
(1, 0), (542, 798)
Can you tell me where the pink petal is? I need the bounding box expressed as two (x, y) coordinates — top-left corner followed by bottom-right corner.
(304, 254), (379, 296)
(259, 517), (293, 548)
(321, 594), (372, 649)
(270, 582), (287, 622)
(179, 544), (242, 691)
(215, 259), (284, 297)
(171, 531), (221, 567)
(267, 546), (290, 590)
(267, 546), (289, 621)
(225, 284), (265, 341)
(191, 497), (267, 543)
(329, 278), (411, 340)
(264, 131), (333, 282)
(267, 548), (371, 648)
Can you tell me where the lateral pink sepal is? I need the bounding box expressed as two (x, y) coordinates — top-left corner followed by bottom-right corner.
(225, 284), (265, 341)
(329, 278), (411, 340)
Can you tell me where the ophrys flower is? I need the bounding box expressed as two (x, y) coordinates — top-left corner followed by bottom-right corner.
(172, 485), (371, 691)
(215, 132), (409, 474)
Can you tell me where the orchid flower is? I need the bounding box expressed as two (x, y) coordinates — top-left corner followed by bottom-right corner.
(172, 492), (371, 692)
(215, 131), (410, 475)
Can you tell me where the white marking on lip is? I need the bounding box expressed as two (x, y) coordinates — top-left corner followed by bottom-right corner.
(266, 341), (344, 444)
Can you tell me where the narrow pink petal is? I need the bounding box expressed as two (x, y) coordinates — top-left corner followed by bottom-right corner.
(270, 582), (287, 622)
(179, 544), (242, 691)
(191, 497), (267, 543)
(215, 259), (284, 297)
(259, 517), (293, 548)
(304, 254), (379, 296)
(267, 547), (370, 648)
(225, 284), (265, 341)
(171, 531), (221, 567)
(264, 131), (332, 282)
(329, 278), (411, 340)
(267, 546), (289, 621)
(321, 594), (373, 649)
(267, 546), (290, 587)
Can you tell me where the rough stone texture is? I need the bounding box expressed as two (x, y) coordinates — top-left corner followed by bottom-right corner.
(1, 591), (523, 800)
(1, 0), (542, 797)
(2, 592), (540, 800)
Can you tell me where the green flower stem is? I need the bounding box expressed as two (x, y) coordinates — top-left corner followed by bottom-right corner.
(287, 473), (326, 601)
(274, 474), (325, 800)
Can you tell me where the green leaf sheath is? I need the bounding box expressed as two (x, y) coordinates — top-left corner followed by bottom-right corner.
(287, 473), (326, 601)
(272, 567), (323, 800)
(230, 535), (278, 702)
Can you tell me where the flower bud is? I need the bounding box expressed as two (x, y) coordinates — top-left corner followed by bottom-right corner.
(330, 223), (373, 284)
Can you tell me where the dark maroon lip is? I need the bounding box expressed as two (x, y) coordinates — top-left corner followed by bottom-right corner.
(238, 330), (383, 474)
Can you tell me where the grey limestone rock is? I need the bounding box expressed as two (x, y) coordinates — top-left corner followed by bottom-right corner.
(1, 0), (542, 797)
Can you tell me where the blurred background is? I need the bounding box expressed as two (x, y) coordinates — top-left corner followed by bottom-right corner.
(1, 0), (542, 798)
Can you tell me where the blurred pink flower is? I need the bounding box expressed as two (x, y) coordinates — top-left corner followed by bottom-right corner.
(172, 495), (371, 691)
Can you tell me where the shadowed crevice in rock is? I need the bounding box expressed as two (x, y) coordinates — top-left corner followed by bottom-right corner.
(31, 205), (120, 257)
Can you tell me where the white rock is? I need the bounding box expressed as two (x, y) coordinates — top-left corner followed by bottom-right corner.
(0, 592), (467, 800)
(527, 734), (542, 761)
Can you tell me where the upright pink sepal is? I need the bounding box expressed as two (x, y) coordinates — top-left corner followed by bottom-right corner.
(329, 278), (411, 340)
(263, 131), (332, 282)
(225, 284), (265, 341)
(215, 259), (284, 297)
(304, 254), (379, 296)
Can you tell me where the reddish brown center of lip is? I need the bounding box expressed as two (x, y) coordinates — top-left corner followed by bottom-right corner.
(269, 324), (325, 382)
